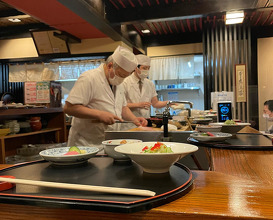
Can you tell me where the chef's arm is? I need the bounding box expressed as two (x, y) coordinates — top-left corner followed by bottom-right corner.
(127, 102), (151, 109)
(151, 96), (168, 108)
(64, 101), (122, 125)
(122, 106), (147, 126)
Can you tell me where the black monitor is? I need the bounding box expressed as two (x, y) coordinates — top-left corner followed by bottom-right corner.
(217, 102), (232, 122)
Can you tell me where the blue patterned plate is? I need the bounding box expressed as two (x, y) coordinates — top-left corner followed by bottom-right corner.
(39, 146), (99, 165)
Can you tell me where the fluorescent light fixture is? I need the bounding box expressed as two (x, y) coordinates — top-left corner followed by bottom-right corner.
(226, 17), (244, 25)
(141, 29), (150, 34)
(226, 11), (244, 19)
(225, 10), (244, 25)
(8, 18), (21, 22)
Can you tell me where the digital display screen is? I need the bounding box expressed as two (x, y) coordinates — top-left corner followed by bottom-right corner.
(217, 102), (232, 122)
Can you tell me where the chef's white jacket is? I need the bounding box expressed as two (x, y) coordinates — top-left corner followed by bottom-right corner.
(66, 64), (127, 147)
(122, 73), (157, 118)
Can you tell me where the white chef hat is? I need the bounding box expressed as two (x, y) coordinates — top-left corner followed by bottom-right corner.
(112, 46), (137, 72)
(136, 54), (151, 66)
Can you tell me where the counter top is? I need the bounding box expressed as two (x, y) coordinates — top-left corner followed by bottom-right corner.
(1, 151), (273, 220)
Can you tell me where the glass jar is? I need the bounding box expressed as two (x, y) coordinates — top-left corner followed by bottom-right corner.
(30, 117), (42, 132)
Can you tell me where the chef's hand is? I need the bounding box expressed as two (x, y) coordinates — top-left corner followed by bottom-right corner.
(133, 117), (148, 127)
(98, 111), (123, 125)
(138, 102), (151, 109)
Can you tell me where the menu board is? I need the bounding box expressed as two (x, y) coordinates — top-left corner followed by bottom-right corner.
(31, 30), (70, 55)
(24, 82), (50, 104)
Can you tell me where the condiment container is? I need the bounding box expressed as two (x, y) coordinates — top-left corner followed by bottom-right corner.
(30, 117), (42, 132)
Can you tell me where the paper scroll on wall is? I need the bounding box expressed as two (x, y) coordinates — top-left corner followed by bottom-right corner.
(235, 64), (247, 103)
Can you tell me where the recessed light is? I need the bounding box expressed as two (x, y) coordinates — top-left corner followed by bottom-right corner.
(141, 29), (150, 34)
(8, 18), (21, 22)
(129, 30), (137, 35)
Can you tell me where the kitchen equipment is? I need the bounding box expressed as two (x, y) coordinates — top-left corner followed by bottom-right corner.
(0, 177), (155, 197)
(115, 142), (198, 173)
(147, 117), (163, 127)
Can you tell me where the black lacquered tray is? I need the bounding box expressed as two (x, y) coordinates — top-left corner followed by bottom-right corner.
(0, 157), (193, 213)
(188, 133), (273, 150)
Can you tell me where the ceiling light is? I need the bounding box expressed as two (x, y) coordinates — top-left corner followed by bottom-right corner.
(129, 30), (137, 35)
(8, 18), (21, 22)
(225, 10), (244, 25)
(141, 29), (150, 34)
(226, 17), (244, 25)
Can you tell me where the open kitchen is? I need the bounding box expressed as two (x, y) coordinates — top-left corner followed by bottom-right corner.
(1, 0), (273, 219)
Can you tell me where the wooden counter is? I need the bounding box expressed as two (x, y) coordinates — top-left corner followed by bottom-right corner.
(211, 148), (273, 185)
(1, 157), (273, 219)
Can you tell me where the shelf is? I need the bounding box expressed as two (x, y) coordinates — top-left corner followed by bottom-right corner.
(0, 108), (66, 164)
(156, 87), (200, 92)
(0, 107), (63, 117)
(0, 128), (62, 140)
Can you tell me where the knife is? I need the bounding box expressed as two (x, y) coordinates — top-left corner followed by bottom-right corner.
(114, 120), (134, 123)
(90, 120), (134, 124)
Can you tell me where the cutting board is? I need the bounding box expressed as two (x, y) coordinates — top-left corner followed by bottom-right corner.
(128, 126), (192, 132)
(128, 127), (162, 131)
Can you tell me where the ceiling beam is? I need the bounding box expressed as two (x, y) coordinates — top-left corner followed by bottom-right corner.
(106, 0), (258, 25)
(56, 0), (145, 51)
(0, 8), (24, 18)
(0, 23), (50, 39)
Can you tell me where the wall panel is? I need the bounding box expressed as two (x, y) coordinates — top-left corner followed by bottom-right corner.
(203, 22), (251, 122)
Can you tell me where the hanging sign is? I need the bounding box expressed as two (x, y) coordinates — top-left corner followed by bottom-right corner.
(235, 64), (247, 103)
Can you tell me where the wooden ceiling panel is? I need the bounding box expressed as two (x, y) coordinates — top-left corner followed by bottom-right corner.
(1, 0), (273, 49)
(2, 0), (107, 39)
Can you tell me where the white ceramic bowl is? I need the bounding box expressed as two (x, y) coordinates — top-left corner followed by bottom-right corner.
(39, 146), (99, 165)
(196, 125), (222, 132)
(114, 142), (198, 173)
(210, 122), (250, 134)
(102, 139), (142, 161)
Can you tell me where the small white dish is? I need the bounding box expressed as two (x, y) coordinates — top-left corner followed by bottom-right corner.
(39, 146), (99, 165)
(210, 122), (250, 134)
(114, 142), (198, 173)
(190, 132), (232, 142)
(102, 139), (142, 161)
(192, 118), (213, 123)
(196, 125), (222, 132)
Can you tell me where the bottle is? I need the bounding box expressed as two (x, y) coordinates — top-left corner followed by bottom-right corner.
(30, 117), (42, 132)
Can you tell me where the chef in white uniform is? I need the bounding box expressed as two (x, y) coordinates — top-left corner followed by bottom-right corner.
(64, 46), (147, 148)
(122, 54), (168, 118)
